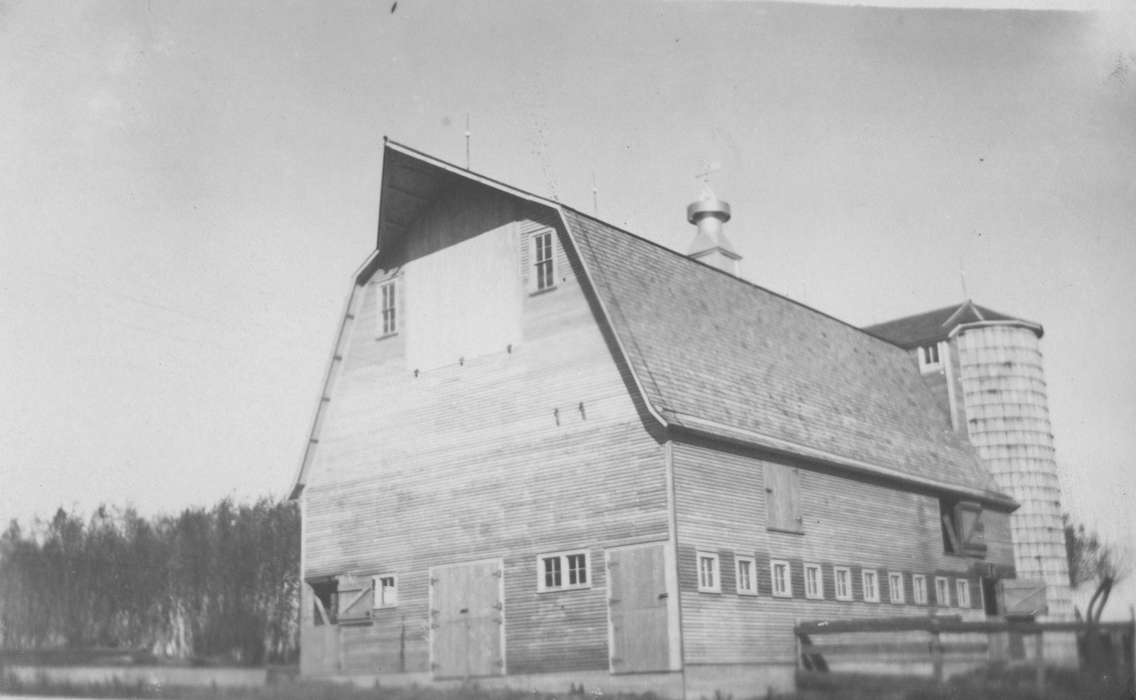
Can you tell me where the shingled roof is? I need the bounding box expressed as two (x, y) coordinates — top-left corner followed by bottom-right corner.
(562, 209), (1009, 505)
(863, 301), (1043, 349)
(291, 140), (1015, 507)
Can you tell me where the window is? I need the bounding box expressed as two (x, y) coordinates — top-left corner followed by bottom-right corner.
(804, 563), (823, 600)
(533, 230), (555, 292)
(736, 556), (757, 595)
(912, 575), (928, 605)
(311, 580), (338, 625)
(888, 572), (905, 604)
(918, 342), (942, 372)
(379, 280), (397, 336)
(697, 552), (720, 593)
(862, 569), (880, 602)
(538, 551), (589, 591)
(834, 566), (853, 601)
(941, 498), (986, 557)
(771, 560), (792, 598)
(373, 574), (398, 608)
(765, 464), (803, 533)
(935, 576), (951, 607)
(956, 579), (971, 608)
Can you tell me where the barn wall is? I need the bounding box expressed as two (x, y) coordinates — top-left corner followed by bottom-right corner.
(301, 182), (668, 676)
(670, 439), (1011, 665)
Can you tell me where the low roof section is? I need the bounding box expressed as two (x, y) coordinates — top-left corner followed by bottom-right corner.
(863, 300), (1043, 349)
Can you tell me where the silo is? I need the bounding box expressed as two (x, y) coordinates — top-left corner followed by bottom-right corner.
(953, 321), (1072, 621)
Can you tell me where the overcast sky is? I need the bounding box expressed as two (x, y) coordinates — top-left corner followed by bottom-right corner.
(2, 0), (1133, 603)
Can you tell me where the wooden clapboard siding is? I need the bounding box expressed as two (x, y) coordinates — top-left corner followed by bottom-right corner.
(671, 438), (1005, 665)
(301, 182), (667, 676)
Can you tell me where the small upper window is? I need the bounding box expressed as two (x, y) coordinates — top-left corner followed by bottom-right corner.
(771, 560), (792, 598)
(538, 551), (589, 591)
(956, 579), (971, 608)
(379, 280), (398, 336)
(736, 556), (757, 595)
(917, 342), (942, 372)
(373, 574), (398, 608)
(804, 563), (823, 600)
(935, 576), (952, 607)
(888, 572), (905, 604)
(533, 231), (555, 292)
(834, 566), (852, 601)
(697, 552), (720, 593)
(862, 569), (880, 603)
(913, 574), (928, 605)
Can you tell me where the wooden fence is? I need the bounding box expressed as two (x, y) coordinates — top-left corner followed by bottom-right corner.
(794, 616), (1134, 694)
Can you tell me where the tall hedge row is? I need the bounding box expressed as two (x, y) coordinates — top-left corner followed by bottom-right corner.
(0, 498), (299, 665)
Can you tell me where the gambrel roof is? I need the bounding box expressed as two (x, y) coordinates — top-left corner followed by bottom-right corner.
(863, 300), (1043, 349)
(291, 140), (1015, 508)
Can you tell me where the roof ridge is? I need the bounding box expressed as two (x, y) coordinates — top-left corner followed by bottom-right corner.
(562, 205), (907, 352)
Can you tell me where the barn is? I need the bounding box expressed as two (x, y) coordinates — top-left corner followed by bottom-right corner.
(288, 140), (1023, 696)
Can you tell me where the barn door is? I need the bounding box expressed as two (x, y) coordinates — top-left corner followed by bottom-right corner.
(430, 559), (504, 678)
(607, 543), (669, 673)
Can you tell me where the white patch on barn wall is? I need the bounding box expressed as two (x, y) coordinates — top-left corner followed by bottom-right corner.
(404, 223), (522, 371)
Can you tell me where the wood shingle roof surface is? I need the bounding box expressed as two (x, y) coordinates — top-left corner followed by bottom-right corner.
(562, 208), (1004, 499)
(863, 301), (1040, 349)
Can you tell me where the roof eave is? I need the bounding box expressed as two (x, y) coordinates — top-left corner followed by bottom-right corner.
(667, 412), (1019, 511)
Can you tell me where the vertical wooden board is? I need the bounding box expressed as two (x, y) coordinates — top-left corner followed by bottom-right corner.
(465, 560), (503, 676)
(609, 544), (669, 673)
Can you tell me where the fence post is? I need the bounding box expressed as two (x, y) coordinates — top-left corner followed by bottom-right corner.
(1034, 629), (1045, 694)
(930, 618), (943, 684)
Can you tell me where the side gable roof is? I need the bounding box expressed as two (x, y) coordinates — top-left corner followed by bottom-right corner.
(864, 300), (1043, 349)
(291, 140), (1014, 508)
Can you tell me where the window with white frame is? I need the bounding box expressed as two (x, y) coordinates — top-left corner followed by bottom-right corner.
(917, 342), (942, 372)
(735, 556), (757, 595)
(771, 560), (792, 598)
(912, 574), (928, 605)
(697, 552), (720, 593)
(379, 280), (397, 336)
(532, 230), (555, 292)
(935, 576), (951, 607)
(372, 574), (398, 608)
(538, 551), (589, 591)
(888, 572), (905, 604)
(862, 569), (880, 602)
(956, 579), (971, 608)
(804, 563), (823, 600)
(834, 566), (853, 601)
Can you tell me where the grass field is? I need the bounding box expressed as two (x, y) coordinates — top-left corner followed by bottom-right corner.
(1, 665), (1131, 700)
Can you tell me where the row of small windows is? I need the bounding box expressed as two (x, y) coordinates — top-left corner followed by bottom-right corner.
(373, 230), (556, 339)
(696, 552), (972, 607)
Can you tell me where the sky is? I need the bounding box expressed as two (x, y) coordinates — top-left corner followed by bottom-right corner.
(1, 0), (1134, 610)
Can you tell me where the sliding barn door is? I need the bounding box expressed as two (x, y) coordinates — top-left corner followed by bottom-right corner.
(430, 559), (504, 678)
(607, 544), (669, 673)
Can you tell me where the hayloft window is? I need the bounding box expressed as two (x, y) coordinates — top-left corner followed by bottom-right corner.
(888, 572), (905, 604)
(941, 498), (986, 557)
(771, 560), (791, 598)
(935, 576), (951, 607)
(862, 569), (880, 602)
(379, 280), (398, 336)
(955, 579), (971, 608)
(533, 230), (555, 292)
(918, 342), (942, 372)
(765, 464), (803, 533)
(913, 575), (928, 605)
(539, 551), (590, 591)
(697, 552), (720, 593)
(834, 566), (852, 601)
(372, 574), (397, 608)
(804, 563), (823, 600)
(736, 556), (757, 595)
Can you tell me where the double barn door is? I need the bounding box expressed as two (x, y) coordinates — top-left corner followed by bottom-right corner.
(430, 559), (504, 678)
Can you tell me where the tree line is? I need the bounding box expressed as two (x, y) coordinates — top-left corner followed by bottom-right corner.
(0, 498), (299, 665)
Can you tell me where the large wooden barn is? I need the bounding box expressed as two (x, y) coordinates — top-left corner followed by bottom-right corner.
(288, 140), (1019, 696)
